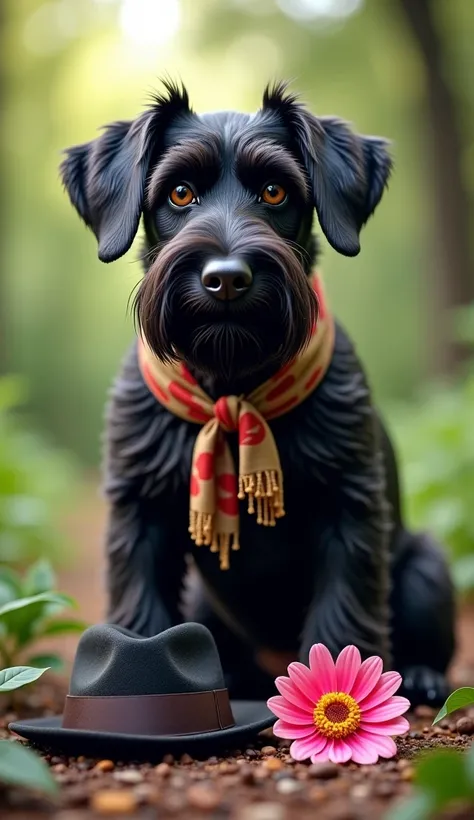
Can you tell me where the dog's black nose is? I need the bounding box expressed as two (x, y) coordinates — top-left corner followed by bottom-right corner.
(201, 258), (253, 301)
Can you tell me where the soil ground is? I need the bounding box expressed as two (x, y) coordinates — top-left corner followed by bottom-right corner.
(1, 481), (474, 820)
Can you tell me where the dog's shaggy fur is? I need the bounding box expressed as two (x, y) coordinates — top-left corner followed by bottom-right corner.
(61, 82), (455, 704)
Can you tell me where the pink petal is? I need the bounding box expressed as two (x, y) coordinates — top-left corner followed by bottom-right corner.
(359, 671), (402, 710)
(362, 696), (411, 722)
(336, 645), (361, 693)
(328, 738), (352, 764)
(289, 732), (327, 762)
(288, 662), (323, 703)
(351, 656), (383, 702)
(308, 644), (336, 692)
(310, 743), (331, 763)
(345, 731), (379, 765)
(360, 716), (410, 736)
(357, 730), (398, 759)
(267, 696), (314, 725)
(275, 676), (313, 710)
(273, 720), (316, 739)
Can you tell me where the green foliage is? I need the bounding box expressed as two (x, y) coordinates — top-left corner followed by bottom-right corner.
(389, 315), (474, 588)
(0, 559), (87, 671)
(0, 376), (77, 566)
(433, 687), (474, 725)
(0, 662), (56, 795)
(386, 747), (474, 820)
(0, 741), (57, 795)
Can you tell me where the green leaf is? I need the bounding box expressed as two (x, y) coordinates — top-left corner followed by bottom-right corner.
(23, 559), (56, 596)
(433, 687), (474, 725)
(0, 740), (57, 794)
(0, 592), (75, 619)
(0, 592), (76, 650)
(384, 791), (434, 820)
(0, 665), (50, 691)
(39, 618), (87, 637)
(416, 750), (473, 807)
(25, 654), (64, 672)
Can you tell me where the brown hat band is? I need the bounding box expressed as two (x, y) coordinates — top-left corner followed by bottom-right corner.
(62, 689), (235, 736)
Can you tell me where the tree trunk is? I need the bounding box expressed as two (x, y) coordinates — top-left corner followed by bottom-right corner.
(397, 0), (474, 375)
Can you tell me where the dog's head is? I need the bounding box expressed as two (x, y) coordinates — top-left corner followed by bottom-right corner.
(61, 81), (391, 384)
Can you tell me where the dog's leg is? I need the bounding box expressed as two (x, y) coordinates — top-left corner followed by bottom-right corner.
(299, 452), (391, 666)
(379, 414), (455, 705)
(390, 531), (455, 706)
(105, 498), (185, 636)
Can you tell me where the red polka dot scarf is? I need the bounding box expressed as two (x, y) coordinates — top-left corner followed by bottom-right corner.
(138, 274), (335, 570)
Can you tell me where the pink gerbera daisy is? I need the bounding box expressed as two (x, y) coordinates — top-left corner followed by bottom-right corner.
(267, 645), (410, 765)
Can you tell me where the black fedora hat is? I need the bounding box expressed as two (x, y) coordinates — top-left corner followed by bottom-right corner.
(9, 622), (274, 761)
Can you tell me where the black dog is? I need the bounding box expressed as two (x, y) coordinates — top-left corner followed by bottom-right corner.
(61, 81), (455, 705)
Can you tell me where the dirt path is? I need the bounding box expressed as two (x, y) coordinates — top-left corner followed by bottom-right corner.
(1, 480), (474, 819)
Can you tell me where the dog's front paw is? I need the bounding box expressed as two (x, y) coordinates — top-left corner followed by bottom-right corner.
(399, 665), (451, 708)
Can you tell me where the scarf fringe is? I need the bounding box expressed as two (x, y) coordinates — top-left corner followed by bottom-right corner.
(238, 469), (285, 526)
(188, 470), (285, 570)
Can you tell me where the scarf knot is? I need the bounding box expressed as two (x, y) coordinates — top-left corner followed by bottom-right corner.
(138, 273), (335, 570)
(214, 396), (240, 433)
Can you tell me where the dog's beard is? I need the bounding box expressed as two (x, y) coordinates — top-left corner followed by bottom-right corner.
(134, 219), (317, 385)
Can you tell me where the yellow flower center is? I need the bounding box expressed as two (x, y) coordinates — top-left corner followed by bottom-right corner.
(313, 692), (361, 739)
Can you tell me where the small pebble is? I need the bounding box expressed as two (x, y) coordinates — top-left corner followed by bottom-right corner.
(307, 786), (327, 803)
(456, 717), (474, 735)
(52, 763), (67, 774)
(240, 765), (256, 785)
(113, 769), (143, 784)
(350, 784), (371, 800)
(181, 752), (194, 765)
(246, 749), (257, 759)
(219, 761), (238, 773)
(187, 784), (221, 810)
(170, 775), (187, 789)
(261, 745), (277, 755)
(400, 766), (415, 782)
(237, 802), (286, 820)
(91, 789), (138, 815)
(163, 753), (175, 764)
(276, 777), (303, 795)
(133, 783), (160, 804)
(95, 759), (115, 772)
(264, 757), (283, 771)
(308, 762), (340, 780)
(154, 762), (171, 777)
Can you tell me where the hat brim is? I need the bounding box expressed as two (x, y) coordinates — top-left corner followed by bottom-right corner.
(9, 701), (275, 761)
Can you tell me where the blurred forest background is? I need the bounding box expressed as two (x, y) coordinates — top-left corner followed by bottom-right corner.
(0, 0), (473, 622)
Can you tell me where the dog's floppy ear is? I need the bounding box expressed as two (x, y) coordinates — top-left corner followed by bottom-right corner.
(262, 84), (392, 257)
(60, 82), (192, 263)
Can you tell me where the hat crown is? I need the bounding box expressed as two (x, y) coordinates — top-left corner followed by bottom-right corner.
(69, 622), (226, 697)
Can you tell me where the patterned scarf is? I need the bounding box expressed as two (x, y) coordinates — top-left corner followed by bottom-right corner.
(138, 274), (334, 570)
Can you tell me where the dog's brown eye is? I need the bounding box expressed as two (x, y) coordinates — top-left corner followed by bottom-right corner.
(261, 184), (287, 206)
(169, 184), (196, 207)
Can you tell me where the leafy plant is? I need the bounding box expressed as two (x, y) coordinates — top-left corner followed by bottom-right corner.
(0, 375), (77, 567)
(433, 687), (474, 725)
(386, 747), (474, 820)
(0, 664), (56, 795)
(0, 559), (87, 671)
